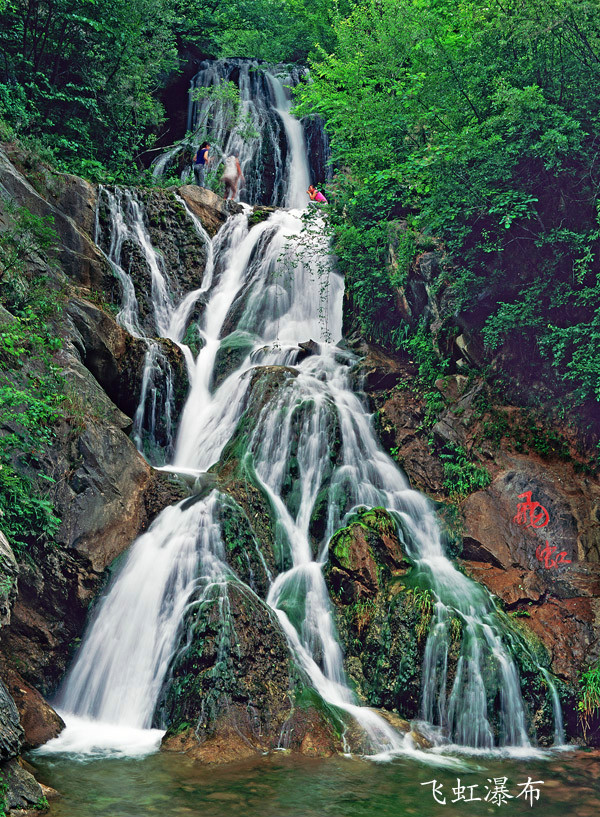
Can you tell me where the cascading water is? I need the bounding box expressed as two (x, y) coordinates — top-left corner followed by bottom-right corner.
(153, 59), (327, 206)
(42, 60), (563, 761)
(94, 186), (212, 462)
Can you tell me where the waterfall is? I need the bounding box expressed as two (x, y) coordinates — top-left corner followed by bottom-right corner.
(41, 60), (563, 760)
(153, 59), (324, 206)
(94, 186), (211, 463)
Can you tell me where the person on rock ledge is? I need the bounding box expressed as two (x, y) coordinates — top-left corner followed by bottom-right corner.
(222, 154), (244, 201)
(307, 184), (328, 204)
(193, 142), (210, 187)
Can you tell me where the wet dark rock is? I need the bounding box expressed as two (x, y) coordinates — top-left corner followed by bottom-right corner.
(216, 495), (275, 598)
(325, 508), (425, 717)
(157, 583), (343, 762)
(215, 365), (301, 578)
(297, 340), (320, 362)
(138, 187), (209, 292)
(325, 507), (562, 744)
(0, 758), (44, 811)
(303, 115), (331, 186)
(328, 507), (410, 601)
(0, 410), (185, 694)
(212, 331), (255, 390)
(0, 678), (23, 761)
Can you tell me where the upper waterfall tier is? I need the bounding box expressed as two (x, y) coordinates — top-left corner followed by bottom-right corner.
(153, 59), (330, 206)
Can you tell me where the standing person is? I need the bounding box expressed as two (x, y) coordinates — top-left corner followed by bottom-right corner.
(307, 184), (328, 204)
(193, 142), (210, 187)
(222, 154), (244, 200)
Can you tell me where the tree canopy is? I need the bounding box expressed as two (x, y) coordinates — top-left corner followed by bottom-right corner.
(298, 0), (600, 411)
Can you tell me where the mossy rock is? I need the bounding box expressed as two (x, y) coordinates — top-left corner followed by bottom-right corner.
(212, 330), (255, 390)
(248, 206), (277, 226)
(156, 581), (345, 757)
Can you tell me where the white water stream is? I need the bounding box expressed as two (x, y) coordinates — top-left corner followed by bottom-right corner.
(40, 61), (563, 761)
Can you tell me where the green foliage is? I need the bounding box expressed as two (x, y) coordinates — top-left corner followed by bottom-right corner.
(210, 0), (349, 63)
(0, 0), (348, 178)
(438, 441), (491, 499)
(578, 660), (600, 736)
(0, 201), (64, 552)
(0, 773), (7, 817)
(299, 0), (600, 411)
(404, 586), (434, 641)
(0, 0), (181, 174)
(327, 187), (402, 345)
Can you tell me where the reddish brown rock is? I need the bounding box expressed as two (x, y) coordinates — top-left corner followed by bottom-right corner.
(0, 663), (64, 749)
(178, 185), (230, 236)
(162, 705), (339, 765)
(459, 456), (600, 683)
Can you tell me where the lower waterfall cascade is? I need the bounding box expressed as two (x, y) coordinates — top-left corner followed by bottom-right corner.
(39, 60), (565, 762)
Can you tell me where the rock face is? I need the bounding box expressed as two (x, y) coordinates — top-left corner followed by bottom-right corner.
(158, 583), (342, 762)
(0, 678), (23, 762)
(1, 758), (44, 812)
(178, 184), (232, 236)
(357, 337), (600, 743)
(0, 530), (63, 812)
(458, 458), (600, 702)
(0, 146), (193, 699)
(0, 144), (112, 291)
(325, 508), (428, 717)
(0, 533), (18, 628)
(0, 665), (64, 750)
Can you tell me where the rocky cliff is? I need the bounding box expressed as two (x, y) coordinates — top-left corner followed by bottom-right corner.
(350, 239), (600, 744)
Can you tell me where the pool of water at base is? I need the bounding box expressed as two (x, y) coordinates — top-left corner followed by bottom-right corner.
(30, 748), (600, 817)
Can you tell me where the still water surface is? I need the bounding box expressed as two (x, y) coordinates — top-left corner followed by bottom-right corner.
(31, 750), (600, 817)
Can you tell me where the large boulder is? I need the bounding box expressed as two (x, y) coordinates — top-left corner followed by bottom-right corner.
(178, 185), (231, 236)
(64, 296), (188, 425)
(325, 508), (425, 715)
(459, 456), (600, 687)
(158, 582), (342, 762)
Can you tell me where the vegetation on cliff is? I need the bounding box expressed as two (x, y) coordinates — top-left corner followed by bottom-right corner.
(0, 204), (64, 551)
(297, 0), (600, 427)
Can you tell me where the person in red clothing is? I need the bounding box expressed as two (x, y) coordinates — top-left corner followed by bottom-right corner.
(307, 184), (328, 204)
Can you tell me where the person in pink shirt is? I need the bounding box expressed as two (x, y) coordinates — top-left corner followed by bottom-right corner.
(307, 184), (328, 204)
